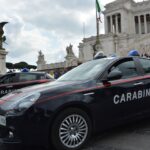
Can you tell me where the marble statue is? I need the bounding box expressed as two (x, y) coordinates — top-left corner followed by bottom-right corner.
(0, 22), (8, 49)
(66, 44), (74, 56)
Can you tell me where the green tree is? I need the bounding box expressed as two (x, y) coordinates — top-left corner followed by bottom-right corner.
(6, 61), (37, 70)
(6, 62), (14, 69)
(28, 65), (37, 69)
(14, 62), (28, 69)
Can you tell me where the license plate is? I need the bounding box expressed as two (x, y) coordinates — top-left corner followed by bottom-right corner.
(0, 115), (6, 126)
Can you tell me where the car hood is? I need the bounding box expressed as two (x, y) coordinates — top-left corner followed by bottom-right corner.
(17, 80), (87, 94)
(0, 80), (94, 114)
(0, 80), (95, 108)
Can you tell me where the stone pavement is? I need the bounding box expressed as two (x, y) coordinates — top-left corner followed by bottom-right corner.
(1, 119), (150, 150)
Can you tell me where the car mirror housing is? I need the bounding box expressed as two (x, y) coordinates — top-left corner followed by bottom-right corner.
(107, 70), (122, 81)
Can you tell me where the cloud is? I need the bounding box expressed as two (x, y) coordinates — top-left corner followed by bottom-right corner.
(0, 0), (117, 65)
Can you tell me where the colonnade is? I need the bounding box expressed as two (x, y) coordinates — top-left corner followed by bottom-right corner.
(107, 13), (121, 34)
(135, 14), (150, 34)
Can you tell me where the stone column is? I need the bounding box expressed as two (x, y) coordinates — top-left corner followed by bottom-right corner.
(115, 14), (118, 34)
(104, 16), (108, 34)
(0, 50), (8, 74)
(110, 15), (113, 33)
(144, 14), (147, 34)
(138, 15), (141, 34)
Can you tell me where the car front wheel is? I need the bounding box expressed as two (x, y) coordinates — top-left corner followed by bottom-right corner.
(51, 108), (92, 150)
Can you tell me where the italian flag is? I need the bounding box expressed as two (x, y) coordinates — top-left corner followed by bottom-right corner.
(96, 0), (102, 23)
(96, 0), (101, 13)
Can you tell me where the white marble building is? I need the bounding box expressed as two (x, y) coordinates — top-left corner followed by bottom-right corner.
(37, 0), (150, 71)
(79, 0), (150, 63)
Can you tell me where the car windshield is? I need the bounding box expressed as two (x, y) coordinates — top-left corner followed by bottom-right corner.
(58, 58), (114, 81)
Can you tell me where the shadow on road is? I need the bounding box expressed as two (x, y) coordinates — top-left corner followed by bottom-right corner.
(0, 144), (47, 150)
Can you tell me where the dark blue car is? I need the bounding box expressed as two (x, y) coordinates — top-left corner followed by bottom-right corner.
(0, 56), (149, 150)
(0, 72), (53, 97)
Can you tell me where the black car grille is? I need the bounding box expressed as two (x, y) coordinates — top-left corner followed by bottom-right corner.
(0, 108), (6, 115)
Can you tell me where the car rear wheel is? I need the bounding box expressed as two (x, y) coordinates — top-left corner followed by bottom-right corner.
(51, 108), (92, 150)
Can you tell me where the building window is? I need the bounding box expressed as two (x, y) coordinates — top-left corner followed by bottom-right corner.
(135, 16), (139, 34)
(140, 15), (144, 34)
(146, 14), (150, 33)
(118, 14), (121, 33)
(107, 16), (111, 33)
(112, 15), (116, 33)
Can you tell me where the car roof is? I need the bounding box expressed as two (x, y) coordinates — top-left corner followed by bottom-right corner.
(94, 56), (149, 60)
(5, 72), (47, 75)
(91, 56), (150, 65)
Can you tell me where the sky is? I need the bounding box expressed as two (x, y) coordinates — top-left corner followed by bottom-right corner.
(0, 0), (142, 65)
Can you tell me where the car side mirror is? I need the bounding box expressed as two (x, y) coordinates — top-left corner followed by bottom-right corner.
(107, 70), (122, 81)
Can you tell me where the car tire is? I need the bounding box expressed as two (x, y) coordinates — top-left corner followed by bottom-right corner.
(51, 107), (92, 150)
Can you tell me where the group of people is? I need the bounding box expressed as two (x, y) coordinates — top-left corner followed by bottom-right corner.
(49, 70), (61, 79)
(49, 67), (73, 79)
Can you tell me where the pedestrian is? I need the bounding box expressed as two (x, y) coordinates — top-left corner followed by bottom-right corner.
(54, 70), (60, 79)
(49, 70), (54, 78)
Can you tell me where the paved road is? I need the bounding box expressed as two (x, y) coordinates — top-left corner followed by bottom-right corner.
(1, 119), (150, 150)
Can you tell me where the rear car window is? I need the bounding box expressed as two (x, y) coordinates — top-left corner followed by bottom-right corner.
(0, 74), (16, 84)
(109, 59), (138, 79)
(139, 58), (150, 74)
(19, 73), (37, 81)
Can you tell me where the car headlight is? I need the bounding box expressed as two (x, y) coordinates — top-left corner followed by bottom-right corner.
(6, 93), (41, 115)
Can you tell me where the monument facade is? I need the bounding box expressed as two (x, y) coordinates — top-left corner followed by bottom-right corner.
(79, 0), (150, 63)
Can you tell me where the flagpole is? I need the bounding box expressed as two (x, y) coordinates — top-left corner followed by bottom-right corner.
(96, 2), (98, 36)
(93, 0), (102, 56)
(95, 0), (100, 45)
(83, 22), (85, 39)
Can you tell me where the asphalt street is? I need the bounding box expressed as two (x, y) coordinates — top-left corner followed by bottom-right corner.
(1, 119), (150, 150)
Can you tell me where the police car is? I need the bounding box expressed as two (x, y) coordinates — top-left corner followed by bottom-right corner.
(0, 56), (149, 150)
(0, 72), (53, 97)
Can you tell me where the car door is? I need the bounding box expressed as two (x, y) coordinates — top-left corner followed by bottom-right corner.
(137, 58), (150, 113)
(12, 73), (39, 90)
(0, 73), (17, 97)
(94, 58), (145, 128)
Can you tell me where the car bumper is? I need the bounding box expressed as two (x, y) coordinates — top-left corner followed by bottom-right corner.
(0, 112), (52, 147)
(0, 119), (24, 145)
(0, 137), (21, 144)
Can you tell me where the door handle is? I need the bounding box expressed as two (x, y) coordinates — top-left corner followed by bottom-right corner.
(84, 92), (95, 96)
(133, 82), (144, 86)
(6, 85), (13, 88)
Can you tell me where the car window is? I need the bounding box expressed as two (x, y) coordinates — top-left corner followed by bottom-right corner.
(0, 76), (6, 84)
(58, 58), (114, 81)
(139, 58), (150, 74)
(0, 74), (16, 84)
(19, 73), (37, 82)
(109, 60), (138, 79)
(36, 74), (45, 80)
(36, 73), (52, 79)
